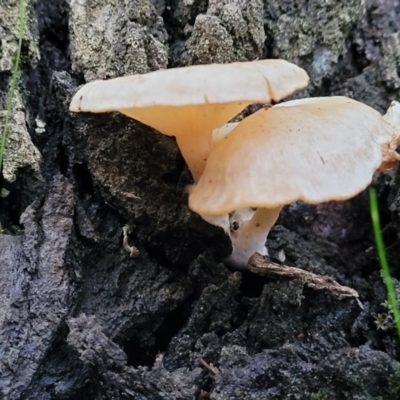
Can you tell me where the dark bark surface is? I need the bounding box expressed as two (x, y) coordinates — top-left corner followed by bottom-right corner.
(1, 0), (400, 399)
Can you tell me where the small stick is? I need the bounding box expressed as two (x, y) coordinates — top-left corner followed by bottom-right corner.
(199, 358), (220, 375)
(247, 253), (362, 307)
(122, 225), (140, 258)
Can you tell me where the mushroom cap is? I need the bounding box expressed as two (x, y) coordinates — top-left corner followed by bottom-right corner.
(189, 96), (394, 215)
(69, 60), (309, 137)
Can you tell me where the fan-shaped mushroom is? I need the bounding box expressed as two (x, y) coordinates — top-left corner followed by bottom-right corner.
(189, 96), (400, 268)
(69, 60), (309, 182)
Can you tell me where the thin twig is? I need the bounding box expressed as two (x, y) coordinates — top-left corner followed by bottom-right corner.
(247, 253), (362, 307)
(122, 225), (140, 258)
(199, 358), (220, 376)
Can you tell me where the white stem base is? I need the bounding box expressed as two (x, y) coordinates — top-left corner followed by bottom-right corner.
(229, 207), (256, 232)
(226, 206), (282, 269)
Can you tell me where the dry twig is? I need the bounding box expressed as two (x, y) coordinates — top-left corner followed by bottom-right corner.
(199, 358), (220, 376)
(247, 253), (361, 306)
(122, 225), (140, 258)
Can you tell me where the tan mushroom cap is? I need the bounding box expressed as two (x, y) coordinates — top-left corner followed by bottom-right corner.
(189, 96), (395, 215)
(69, 60), (309, 181)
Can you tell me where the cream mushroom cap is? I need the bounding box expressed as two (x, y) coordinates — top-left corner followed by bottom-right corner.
(69, 60), (309, 182)
(189, 96), (397, 215)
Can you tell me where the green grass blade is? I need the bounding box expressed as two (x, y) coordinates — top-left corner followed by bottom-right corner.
(0, 0), (26, 175)
(369, 188), (400, 338)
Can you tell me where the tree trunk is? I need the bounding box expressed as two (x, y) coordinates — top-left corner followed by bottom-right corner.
(1, 0), (400, 398)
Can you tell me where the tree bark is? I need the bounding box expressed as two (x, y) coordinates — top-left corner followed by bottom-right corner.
(1, 0), (400, 398)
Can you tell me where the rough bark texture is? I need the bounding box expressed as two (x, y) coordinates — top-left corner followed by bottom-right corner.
(1, 0), (400, 399)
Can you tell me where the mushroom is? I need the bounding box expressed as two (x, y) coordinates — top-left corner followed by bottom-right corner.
(189, 96), (400, 268)
(69, 60), (309, 182)
(212, 123), (257, 232)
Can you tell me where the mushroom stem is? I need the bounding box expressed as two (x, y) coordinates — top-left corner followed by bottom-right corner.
(226, 206), (283, 269)
(229, 207), (256, 231)
(176, 133), (212, 182)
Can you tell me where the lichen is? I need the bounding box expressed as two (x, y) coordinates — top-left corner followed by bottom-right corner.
(264, 0), (365, 85)
(184, 0), (265, 64)
(69, 0), (169, 80)
(0, 92), (42, 182)
(0, 0), (39, 72)
(379, 32), (400, 90)
(336, 12), (400, 112)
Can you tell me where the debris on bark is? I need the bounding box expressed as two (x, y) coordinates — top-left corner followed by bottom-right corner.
(247, 252), (361, 302)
